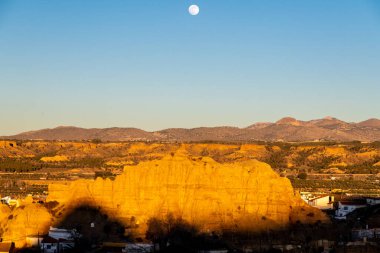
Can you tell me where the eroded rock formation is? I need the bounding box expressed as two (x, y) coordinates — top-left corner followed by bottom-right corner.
(47, 151), (327, 234)
(0, 199), (51, 247)
(0, 151), (328, 247)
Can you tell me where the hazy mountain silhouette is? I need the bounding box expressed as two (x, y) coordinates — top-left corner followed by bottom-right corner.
(3, 117), (380, 142)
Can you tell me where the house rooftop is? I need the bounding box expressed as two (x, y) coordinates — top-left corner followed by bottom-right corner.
(308, 195), (330, 201)
(340, 200), (367, 206)
(42, 236), (74, 244)
(41, 236), (59, 244)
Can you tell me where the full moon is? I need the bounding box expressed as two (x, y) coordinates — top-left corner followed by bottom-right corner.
(188, 5), (200, 16)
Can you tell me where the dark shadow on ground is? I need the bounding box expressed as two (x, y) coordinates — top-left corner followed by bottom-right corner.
(56, 205), (129, 250)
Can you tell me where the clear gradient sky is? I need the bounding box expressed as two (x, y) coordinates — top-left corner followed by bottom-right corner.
(0, 0), (379, 135)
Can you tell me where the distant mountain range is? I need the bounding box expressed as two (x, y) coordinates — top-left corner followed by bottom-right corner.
(2, 117), (380, 142)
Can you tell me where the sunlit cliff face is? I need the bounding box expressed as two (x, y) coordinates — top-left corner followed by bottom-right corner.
(0, 145), (330, 247)
(0, 197), (51, 248)
(47, 150), (327, 233)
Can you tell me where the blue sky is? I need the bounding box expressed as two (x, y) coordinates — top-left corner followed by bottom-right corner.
(0, 0), (379, 135)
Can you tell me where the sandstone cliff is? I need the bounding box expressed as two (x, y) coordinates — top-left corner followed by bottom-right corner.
(47, 151), (327, 234)
(0, 198), (51, 248)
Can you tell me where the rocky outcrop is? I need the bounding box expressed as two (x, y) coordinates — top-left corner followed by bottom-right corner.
(40, 155), (69, 162)
(0, 152), (327, 247)
(0, 199), (51, 248)
(47, 151), (327, 234)
(0, 141), (17, 148)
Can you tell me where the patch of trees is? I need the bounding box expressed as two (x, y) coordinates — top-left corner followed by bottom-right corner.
(369, 141), (380, 149)
(306, 153), (339, 171)
(57, 205), (127, 250)
(297, 172), (308, 180)
(263, 151), (288, 169)
(0, 158), (42, 172)
(344, 156), (380, 174)
(293, 148), (317, 167)
(291, 141), (338, 147)
(58, 157), (105, 168)
(345, 165), (380, 174)
(347, 141), (365, 152)
(146, 214), (227, 253)
(95, 171), (116, 180)
(290, 178), (380, 190)
(91, 138), (102, 144)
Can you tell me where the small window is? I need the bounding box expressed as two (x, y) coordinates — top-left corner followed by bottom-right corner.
(343, 207), (348, 210)
(47, 245), (51, 249)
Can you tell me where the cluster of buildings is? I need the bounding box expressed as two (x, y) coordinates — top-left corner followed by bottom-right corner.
(39, 227), (80, 253)
(352, 227), (380, 241)
(1, 194), (46, 208)
(334, 199), (368, 219)
(301, 192), (380, 220)
(20, 227), (80, 253)
(301, 192), (335, 210)
(334, 197), (380, 220)
(24, 227), (155, 253)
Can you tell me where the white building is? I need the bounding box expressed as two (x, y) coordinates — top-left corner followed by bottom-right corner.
(351, 228), (380, 241)
(335, 201), (367, 220)
(41, 227), (79, 253)
(301, 193), (334, 210)
(366, 198), (380, 206)
(48, 227), (79, 240)
(307, 195), (334, 210)
(41, 236), (61, 253)
(1, 196), (19, 207)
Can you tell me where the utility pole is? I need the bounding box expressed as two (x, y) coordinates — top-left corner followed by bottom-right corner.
(38, 231), (41, 253)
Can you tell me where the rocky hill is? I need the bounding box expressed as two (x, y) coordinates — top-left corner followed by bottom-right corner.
(0, 151), (327, 247)
(47, 151), (327, 235)
(2, 117), (380, 142)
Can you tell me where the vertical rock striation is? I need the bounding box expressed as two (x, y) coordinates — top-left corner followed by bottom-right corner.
(47, 152), (327, 233)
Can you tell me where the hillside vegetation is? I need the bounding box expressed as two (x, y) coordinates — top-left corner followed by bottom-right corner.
(0, 140), (379, 174)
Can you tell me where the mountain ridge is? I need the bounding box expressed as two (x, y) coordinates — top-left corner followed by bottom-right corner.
(2, 117), (380, 142)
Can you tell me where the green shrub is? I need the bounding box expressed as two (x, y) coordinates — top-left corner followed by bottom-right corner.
(297, 172), (308, 180)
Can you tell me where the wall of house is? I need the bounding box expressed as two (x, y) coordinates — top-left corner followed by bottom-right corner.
(41, 243), (58, 253)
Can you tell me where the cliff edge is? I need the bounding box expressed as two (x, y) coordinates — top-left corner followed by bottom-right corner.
(47, 151), (327, 234)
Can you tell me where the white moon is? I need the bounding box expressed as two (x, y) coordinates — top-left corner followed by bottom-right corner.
(188, 5), (200, 16)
